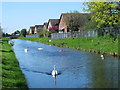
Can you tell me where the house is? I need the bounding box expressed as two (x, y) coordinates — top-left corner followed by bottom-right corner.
(47, 19), (59, 32)
(59, 13), (89, 33)
(43, 22), (48, 29)
(29, 26), (35, 34)
(34, 25), (44, 34)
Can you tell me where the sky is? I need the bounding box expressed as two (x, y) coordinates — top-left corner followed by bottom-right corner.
(2, 2), (87, 34)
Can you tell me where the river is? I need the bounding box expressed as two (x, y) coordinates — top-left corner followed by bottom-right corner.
(12, 39), (119, 88)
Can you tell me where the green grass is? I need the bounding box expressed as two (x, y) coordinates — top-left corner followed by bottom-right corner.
(18, 36), (119, 55)
(0, 37), (28, 88)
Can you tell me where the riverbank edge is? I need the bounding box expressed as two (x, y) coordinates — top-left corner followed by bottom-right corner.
(18, 37), (120, 58)
(1, 37), (28, 88)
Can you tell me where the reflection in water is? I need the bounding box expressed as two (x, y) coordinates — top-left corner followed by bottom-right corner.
(12, 39), (119, 88)
(21, 66), (62, 76)
(53, 76), (56, 88)
(92, 59), (109, 88)
(89, 55), (118, 88)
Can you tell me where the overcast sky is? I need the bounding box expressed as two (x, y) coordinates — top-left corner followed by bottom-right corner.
(2, 2), (87, 34)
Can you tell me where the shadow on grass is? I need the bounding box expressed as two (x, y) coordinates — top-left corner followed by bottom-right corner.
(0, 40), (8, 44)
(0, 50), (13, 52)
(1, 40), (8, 42)
(0, 41), (4, 44)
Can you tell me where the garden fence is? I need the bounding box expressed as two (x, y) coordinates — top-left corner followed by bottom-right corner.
(26, 34), (38, 38)
(51, 30), (98, 39)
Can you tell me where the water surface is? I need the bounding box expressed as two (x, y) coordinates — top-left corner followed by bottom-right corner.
(12, 39), (119, 88)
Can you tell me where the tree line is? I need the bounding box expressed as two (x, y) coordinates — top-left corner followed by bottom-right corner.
(1, 28), (27, 37)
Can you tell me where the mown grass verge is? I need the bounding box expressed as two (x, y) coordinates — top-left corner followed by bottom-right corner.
(0, 37), (28, 89)
(18, 36), (119, 57)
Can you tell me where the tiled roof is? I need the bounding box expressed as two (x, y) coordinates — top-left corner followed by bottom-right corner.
(30, 26), (35, 28)
(60, 13), (90, 20)
(35, 25), (44, 27)
(48, 19), (60, 26)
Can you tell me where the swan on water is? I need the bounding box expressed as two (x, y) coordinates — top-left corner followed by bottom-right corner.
(100, 54), (104, 59)
(49, 40), (51, 42)
(38, 48), (43, 50)
(24, 48), (28, 53)
(52, 65), (58, 77)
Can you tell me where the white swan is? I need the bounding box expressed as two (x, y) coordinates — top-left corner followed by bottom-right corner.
(38, 48), (43, 50)
(24, 48), (28, 53)
(52, 65), (58, 77)
(49, 40), (51, 42)
(101, 54), (104, 59)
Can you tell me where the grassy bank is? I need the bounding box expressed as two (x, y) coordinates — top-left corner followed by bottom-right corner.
(0, 37), (28, 88)
(18, 36), (119, 57)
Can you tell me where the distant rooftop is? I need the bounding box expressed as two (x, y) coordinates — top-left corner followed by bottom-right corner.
(35, 25), (44, 27)
(48, 19), (60, 26)
(30, 26), (35, 28)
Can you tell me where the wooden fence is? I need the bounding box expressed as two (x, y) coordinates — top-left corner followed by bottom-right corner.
(26, 27), (120, 39)
(51, 30), (98, 39)
(26, 34), (38, 38)
(98, 26), (120, 36)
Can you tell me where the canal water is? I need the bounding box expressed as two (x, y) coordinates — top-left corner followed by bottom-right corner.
(12, 39), (119, 88)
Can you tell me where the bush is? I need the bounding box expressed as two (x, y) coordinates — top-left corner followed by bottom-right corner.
(50, 30), (57, 33)
(20, 29), (27, 37)
(46, 32), (51, 37)
(38, 32), (43, 38)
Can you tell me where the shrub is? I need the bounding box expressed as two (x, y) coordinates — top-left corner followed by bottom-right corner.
(46, 32), (51, 37)
(50, 30), (57, 33)
(38, 32), (43, 38)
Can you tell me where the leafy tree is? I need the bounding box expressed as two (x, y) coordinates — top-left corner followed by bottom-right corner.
(5, 33), (10, 37)
(80, 19), (98, 30)
(38, 32), (43, 38)
(50, 30), (57, 33)
(43, 27), (57, 38)
(1, 33), (10, 37)
(46, 31), (52, 37)
(20, 29), (27, 37)
(42, 27), (47, 37)
(83, 2), (119, 28)
(2, 33), (5, 37)
(14, 30), (20, 34)
(46, 30), (58, 38)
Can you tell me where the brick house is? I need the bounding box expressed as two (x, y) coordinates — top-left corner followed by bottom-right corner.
(29, 26), (35, 34)
(59, 13), (89, 33)
(47, 19), (59, 32)
(34, 25), (44, 34)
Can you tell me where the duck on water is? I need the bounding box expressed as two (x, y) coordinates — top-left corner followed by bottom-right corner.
(100, 54), (104, 59)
